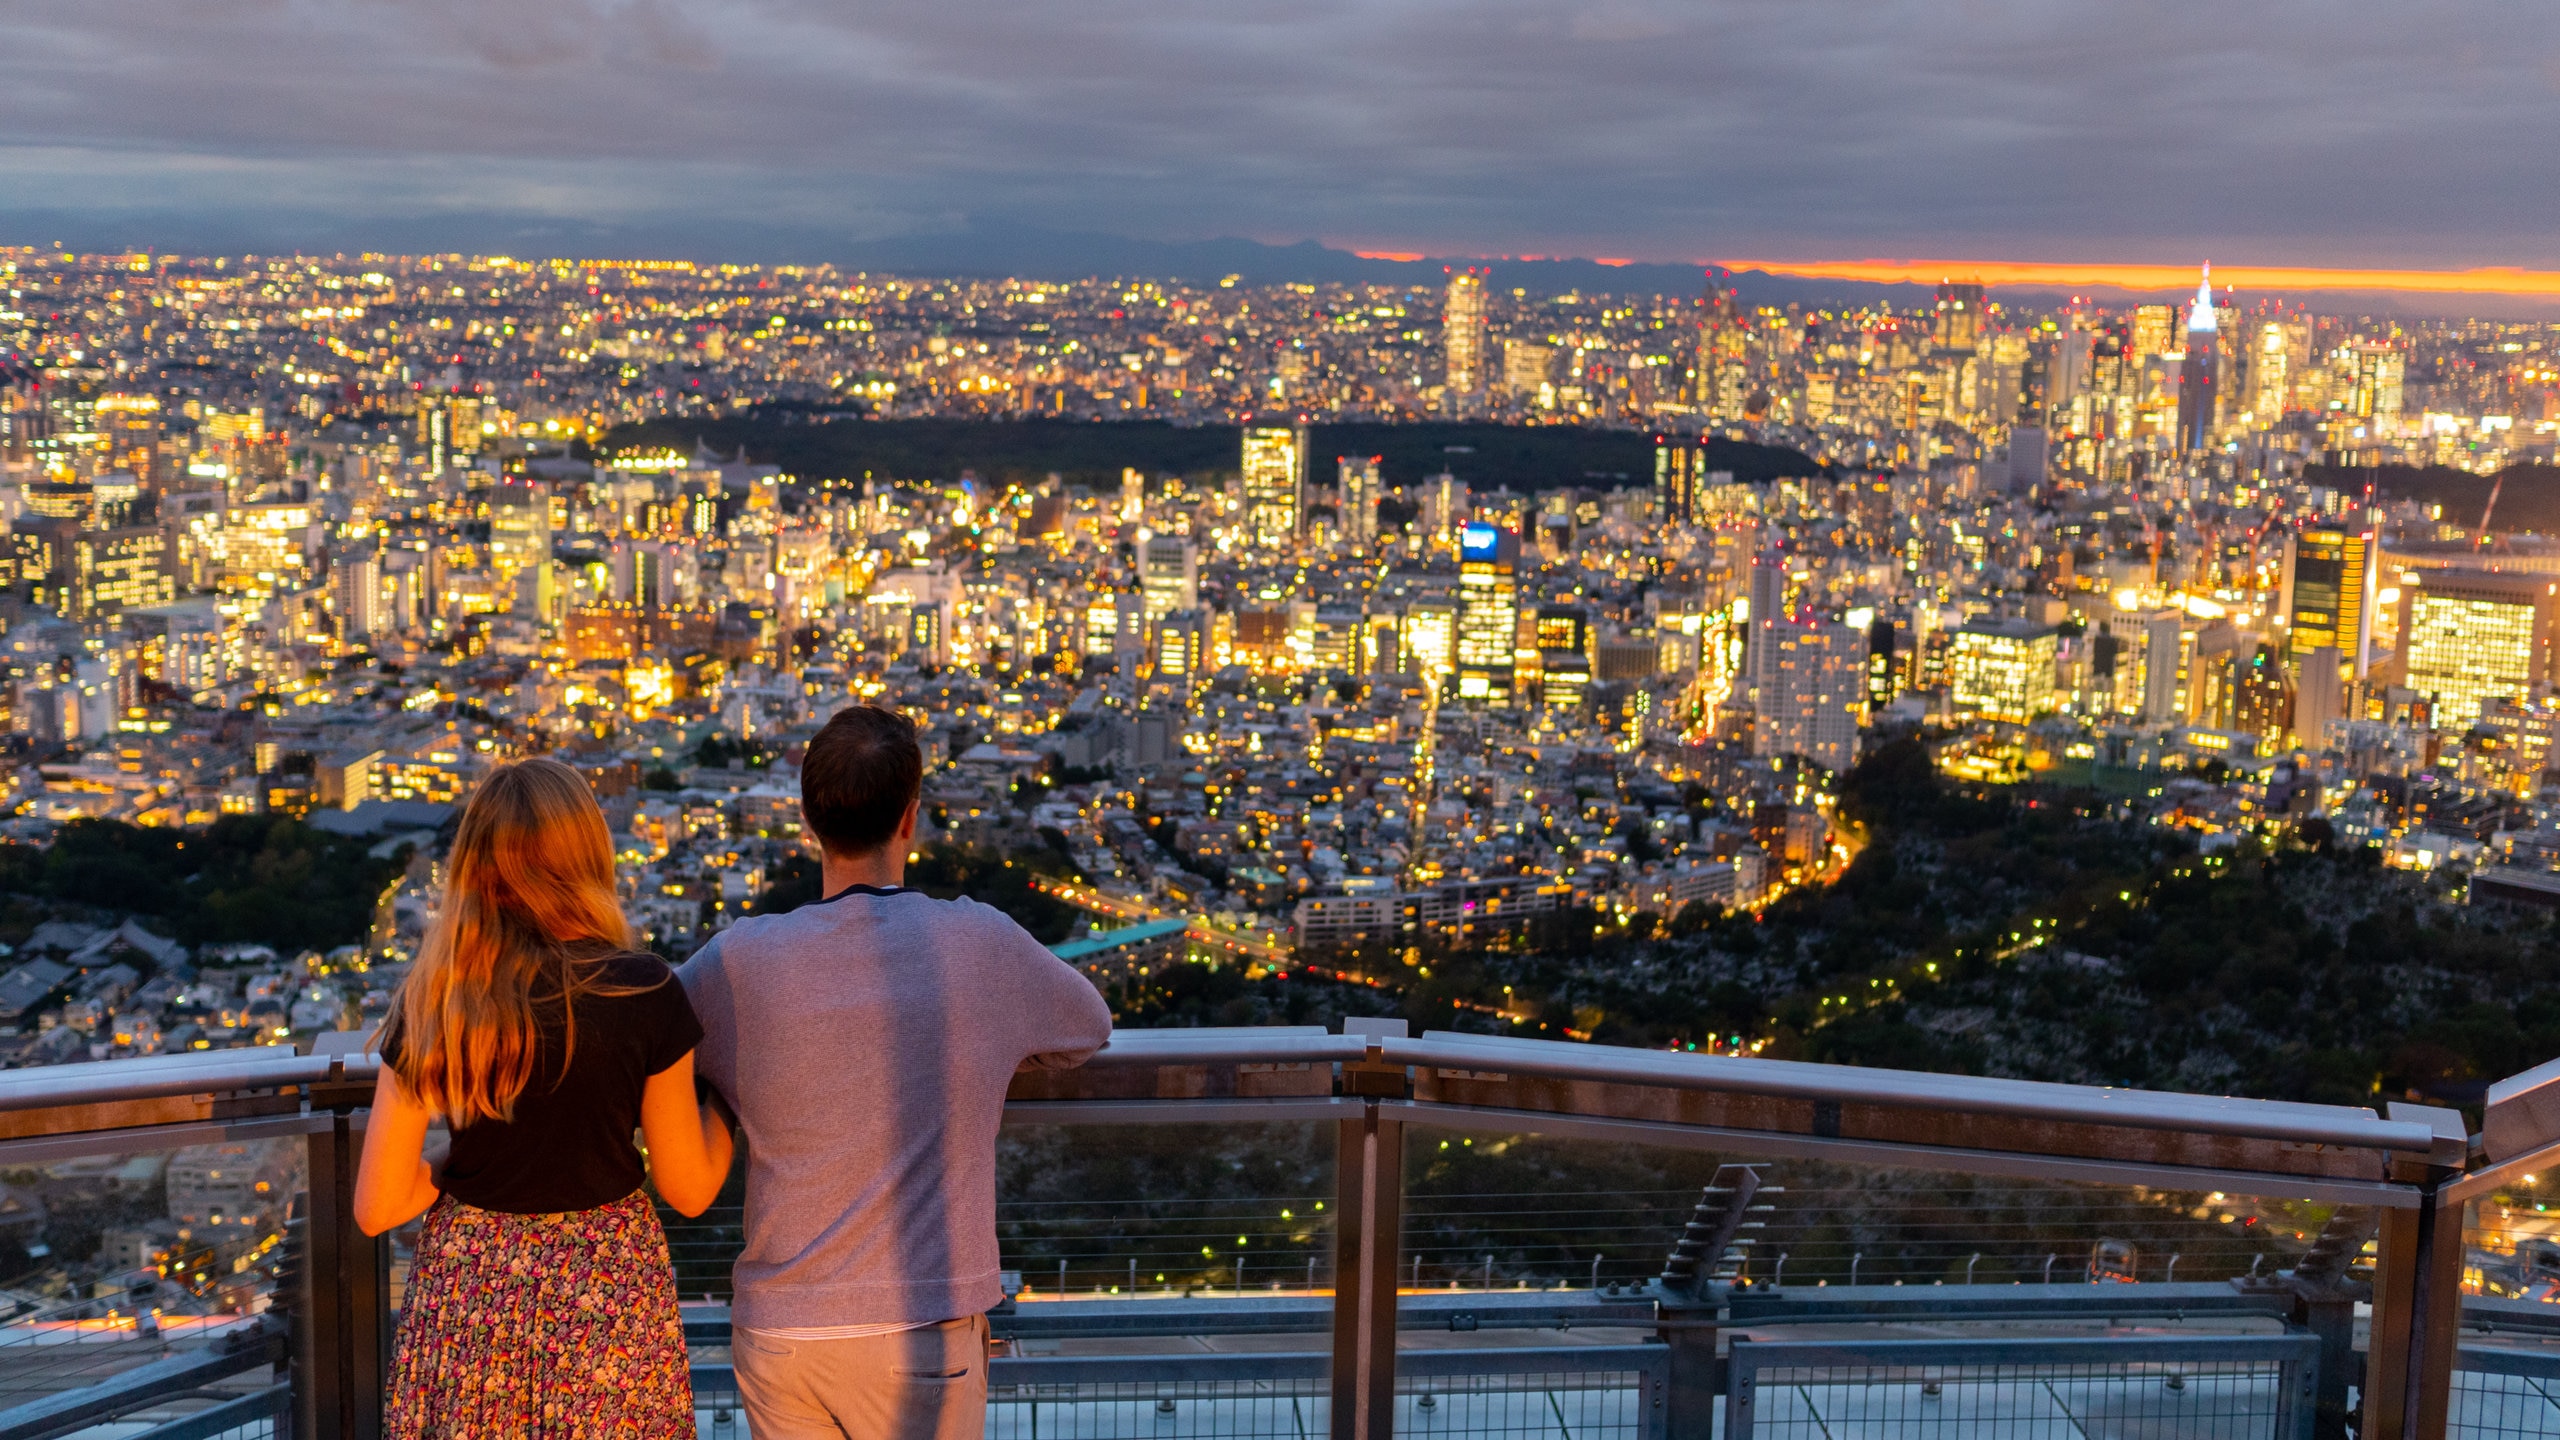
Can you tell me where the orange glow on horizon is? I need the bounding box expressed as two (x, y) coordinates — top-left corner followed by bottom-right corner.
(1353, 250), (1424, 263)
(1719, 257), (2560, 299)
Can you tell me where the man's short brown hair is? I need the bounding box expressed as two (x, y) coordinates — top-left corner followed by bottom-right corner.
(800, 706), (923, 856)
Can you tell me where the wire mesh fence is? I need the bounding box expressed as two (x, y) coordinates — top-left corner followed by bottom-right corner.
(1402, 1138), (2340, 1292)
(121, 1385), (289, 1440)
(1397, 1357), (1665, 1440)
(2453, 1347), (2560, 1439)
(658, 1121), (1343, 1303)
(987, 1377), (1328, 1440)
(1725, 1337), (2314, 1440)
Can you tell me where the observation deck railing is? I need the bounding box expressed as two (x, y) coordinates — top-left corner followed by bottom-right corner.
(0, 1020), (2551, 1438)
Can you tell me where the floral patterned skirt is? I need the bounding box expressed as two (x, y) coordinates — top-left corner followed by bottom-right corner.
(386, 1190), (694, 1439)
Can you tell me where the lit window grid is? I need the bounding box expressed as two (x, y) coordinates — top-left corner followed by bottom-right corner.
(1950, 633), (2058, 724)
(2405, 594), (2538, 729)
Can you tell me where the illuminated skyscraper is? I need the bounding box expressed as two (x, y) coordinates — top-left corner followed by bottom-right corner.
(1444, 271), (1488, 394)
(2281, 526), (2377, 678)
(1337, 455), (1381, 545)
(331, 548), (382, 642)
(489, 478), (551, 587)
(2177, 266), (2218, 452)
(1932, 281), (1985, 352)
(1695, 289), (1748, 419)
(1950, 618), (2061, 723)
(2249, 321), (2291, 423)
(1455, 523), (1519, 706)
(1426, 472), (1469, 549)
(2130, 305), (2177, 364)
(1239, 426), (1307, 550)
(1753, 621), (1864, 771)
(1654, 435), (1699, 526)
(2350, 344), (2406, 425)
(1405, 596), (1457, 679)
(1140, 534), (1197, 622)
(2398, 569), (2557, 729)
(1865, 613), (1900, 712)
(1744, 547), (1789, 703)
(1153, 609), (1204, 680)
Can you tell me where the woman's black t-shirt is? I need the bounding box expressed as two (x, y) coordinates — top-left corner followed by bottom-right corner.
(383, 950), (704, 1215)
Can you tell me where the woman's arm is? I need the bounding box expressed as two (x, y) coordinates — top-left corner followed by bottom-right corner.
(639, 1051), (732, 1217)
(353, 1067), (440, 1236)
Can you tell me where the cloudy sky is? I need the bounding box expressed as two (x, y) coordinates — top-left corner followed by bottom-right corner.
(4, 0), (2554, 268)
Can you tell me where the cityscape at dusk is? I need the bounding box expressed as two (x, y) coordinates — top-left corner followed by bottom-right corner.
(0, 241), (2554, 1095)
(9, 3), (2560, 1435)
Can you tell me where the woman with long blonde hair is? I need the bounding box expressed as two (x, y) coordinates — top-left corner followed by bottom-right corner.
(355, 758), (730, 1438)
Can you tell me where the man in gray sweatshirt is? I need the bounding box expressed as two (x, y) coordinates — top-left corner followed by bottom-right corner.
(680, 705), (1114, 1440)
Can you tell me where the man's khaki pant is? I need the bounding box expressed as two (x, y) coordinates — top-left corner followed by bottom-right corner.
(731, 1314), (990, 1440)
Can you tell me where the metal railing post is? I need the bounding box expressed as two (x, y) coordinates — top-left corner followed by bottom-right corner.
(1331, 1019), (1408, 1440)
(2361, 1103), (2465, 1440)
(295, 1046), (390, 1440)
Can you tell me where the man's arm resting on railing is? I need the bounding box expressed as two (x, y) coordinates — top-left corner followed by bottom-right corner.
(353, 1068), (441, 1236)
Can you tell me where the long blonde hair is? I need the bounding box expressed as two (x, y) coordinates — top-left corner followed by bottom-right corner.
(379, 758), (637, 1125)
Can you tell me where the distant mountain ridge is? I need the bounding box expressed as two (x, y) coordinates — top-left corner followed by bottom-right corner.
(838, 224), (1933, 306)
(11, 208), (2545, 315)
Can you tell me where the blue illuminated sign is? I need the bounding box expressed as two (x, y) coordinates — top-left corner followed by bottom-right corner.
(1461, 523), (1501, 561)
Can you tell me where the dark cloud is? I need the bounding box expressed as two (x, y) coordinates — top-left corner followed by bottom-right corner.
(0, 0), (2552, 265)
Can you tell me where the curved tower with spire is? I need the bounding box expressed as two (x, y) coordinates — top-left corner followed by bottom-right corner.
(2178, 263), (2219, 453)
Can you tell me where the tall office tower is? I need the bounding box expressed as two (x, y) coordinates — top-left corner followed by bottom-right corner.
(488, 478), (551, 587)
(1140, 534), (1198, 622)
(1337, 456), (1381, 545)
(1405, 596), (1458, 679)
(2177, 266), (2219, 452)
(1695, 289), (1749, 419)
(1932, 281), (1985, 352)
(2398, 569), (2558, 729)
(1443, 270), (1488, 394)
(2295, 643), (2346, 745)
(1240, 426), (1307, 550)
(1866, 614), (1900, 712)
(2350, 344), (2406, 425)
(1653, 435), (1700, 526)
(1753, 621), (1864, 772)
(1744, 547), (1789, 703)
(2130, 305), (2177, 363)
(2140, 610), (2187, 724)
(331, 549), (382, 642)
(2250, 321), (2290, 423)
(2006, 427), (2049, 493)
(385, 551), (424, 634)
(2282, 526), (2378, 679)
(1502, 340), (1553, 397)
(448, 396), (485, 455)
(1153, 609), (1204, 680)
(1454, 523), (1520, 705)
(1981, 330), (2030, 423)
(1949, 619), (2064, 724)
(1427, 472), (1469, 548)
(2047, 326), (2094, 413)
(1119, 467), (1144, 523)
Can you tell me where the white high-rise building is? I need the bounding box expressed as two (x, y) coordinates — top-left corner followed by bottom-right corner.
(331, 550), (382, 643)
(1338, 456), (1380, 546)
(1140, 534), (1197, 622)
(1752, 622), (1864, 772)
